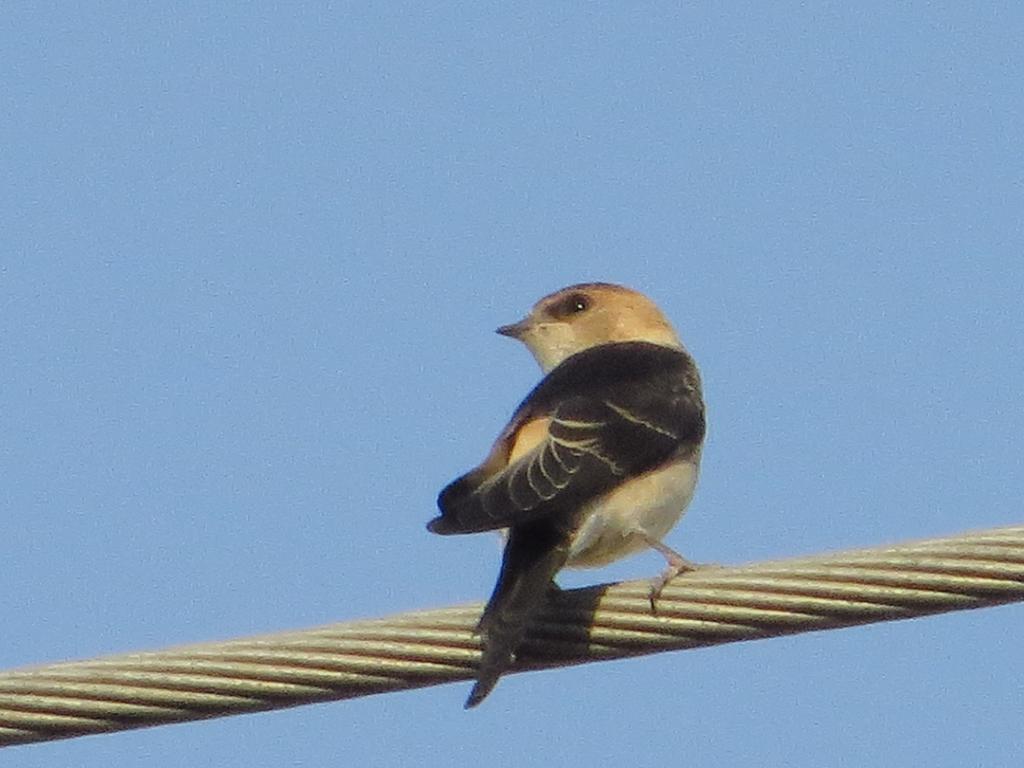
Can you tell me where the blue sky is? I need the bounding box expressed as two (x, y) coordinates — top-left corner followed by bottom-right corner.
(3, 3), (1022, 765)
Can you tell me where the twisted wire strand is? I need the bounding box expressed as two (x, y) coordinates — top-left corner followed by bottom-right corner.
(2, 525), (1022, 748)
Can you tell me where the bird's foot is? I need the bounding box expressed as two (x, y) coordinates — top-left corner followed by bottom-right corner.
(642, 536), (702, 614)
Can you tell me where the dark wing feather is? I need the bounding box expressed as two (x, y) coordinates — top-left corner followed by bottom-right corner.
(428, 342), (704, 535)
(429, 343), (703, 535)
(429, 398), (664, 534)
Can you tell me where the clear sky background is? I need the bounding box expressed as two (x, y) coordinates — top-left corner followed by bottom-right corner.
(3, 3), (1023, 766)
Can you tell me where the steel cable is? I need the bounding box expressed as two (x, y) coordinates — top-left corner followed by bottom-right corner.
(1, 525), (1022, 747)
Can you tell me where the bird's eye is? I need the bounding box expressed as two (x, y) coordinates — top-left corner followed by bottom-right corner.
(554, 293), (590, 317)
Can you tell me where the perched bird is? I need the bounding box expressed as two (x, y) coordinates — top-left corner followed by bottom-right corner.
(428, 282), (706, 707)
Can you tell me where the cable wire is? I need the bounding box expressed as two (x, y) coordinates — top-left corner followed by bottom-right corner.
(1, 525), (1022, 747)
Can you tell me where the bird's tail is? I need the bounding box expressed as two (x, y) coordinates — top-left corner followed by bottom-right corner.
(466, 521), (569, 708)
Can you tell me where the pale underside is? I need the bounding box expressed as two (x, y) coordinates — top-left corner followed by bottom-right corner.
(565, 456), (699, 567)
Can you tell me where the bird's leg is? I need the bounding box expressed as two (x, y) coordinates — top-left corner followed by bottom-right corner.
(642, 535), (698, 614)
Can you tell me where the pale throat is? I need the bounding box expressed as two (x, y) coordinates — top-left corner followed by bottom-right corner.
(524, 325), (684, 373)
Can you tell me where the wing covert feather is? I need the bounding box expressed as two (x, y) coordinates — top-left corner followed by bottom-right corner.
(428, 342), (704, 535)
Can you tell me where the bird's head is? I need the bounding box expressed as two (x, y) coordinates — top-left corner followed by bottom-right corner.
(497, 282), (683, 372)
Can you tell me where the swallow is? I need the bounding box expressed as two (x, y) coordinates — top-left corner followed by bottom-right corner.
(428, 282), (706, 707)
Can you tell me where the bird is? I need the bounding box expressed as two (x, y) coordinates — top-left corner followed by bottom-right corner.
(427, 282), (706, 707)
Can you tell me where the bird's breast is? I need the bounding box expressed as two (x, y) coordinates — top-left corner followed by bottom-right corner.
(564, 457), (700, 568)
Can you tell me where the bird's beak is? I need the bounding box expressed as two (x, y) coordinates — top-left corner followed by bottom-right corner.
(496, 318), (531, 339)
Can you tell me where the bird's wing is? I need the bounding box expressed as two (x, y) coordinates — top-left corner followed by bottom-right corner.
(428, 393), (687, 535)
